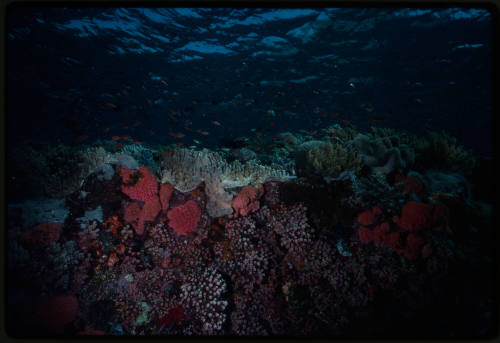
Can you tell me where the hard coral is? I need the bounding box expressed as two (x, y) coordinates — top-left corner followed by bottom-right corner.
(167, 200), (201, 236)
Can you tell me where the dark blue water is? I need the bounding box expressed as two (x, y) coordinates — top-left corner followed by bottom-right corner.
(7, 7), (494, 157)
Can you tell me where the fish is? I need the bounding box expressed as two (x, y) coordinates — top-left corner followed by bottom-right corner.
(254, 132), (263, 136)
(150, 130), (155, 135)
(197, 130), (209, 135)
(212, 121), (221, 126)
(121, 135), (131, 139)
(111, 136), (120, 141)
(368, 117), (385, 122)
(176, 142), (183, 147)
(161, 80), (168, 86)
(132, 140), (142, 144)
(341, 120), (351, 126)
(193, 139), (201, 144)
(132, 121), (141, 127)
(76, 134), (88, 142)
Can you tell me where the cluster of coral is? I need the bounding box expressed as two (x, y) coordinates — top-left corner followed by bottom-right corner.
(6, 125), (492, 337)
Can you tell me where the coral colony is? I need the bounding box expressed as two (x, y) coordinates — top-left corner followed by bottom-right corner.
(7, 125), (494, 336)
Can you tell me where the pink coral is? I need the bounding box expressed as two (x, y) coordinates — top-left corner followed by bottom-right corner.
(231, 184), (264, 217)
(121, 166), (158, 203)
(167, 200), (201, 236)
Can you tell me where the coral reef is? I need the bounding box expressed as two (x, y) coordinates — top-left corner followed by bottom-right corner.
(159, 147), (295, 217)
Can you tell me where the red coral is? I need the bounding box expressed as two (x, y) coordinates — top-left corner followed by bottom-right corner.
(167, 200), (201, 236)
(394, 201), (434, 232)
(121, 166), (158, 203)
(21, 222), (62, 248)
(403, 233), (425, 259)
(403, 175), (424, 196)
(155, 305), (186, 329)
(383, 232), (401, 250)
(357, 210), (375, 226)
(358, 227), (374, 244)
(231, 184), (264, 217)
(373, 222), (390, 244)
(32, 295), (79, 334)
(159, 183), (174, 211)
(118, 167), (135, 184)
(421, 243), (433, 258)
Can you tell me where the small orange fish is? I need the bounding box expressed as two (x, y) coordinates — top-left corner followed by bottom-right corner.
(232, 148), (240, 153)
(121, 123), (129, 129)
(306, 130), (317, 135)
(199, 131), (209, 136)
(176, 133), (185, 138)
(121, 135), (131, 139)
(132, 140), (142, 144)
(116, 142), (123, 148)
(252, 146), (262, 151)
(284, 136), (293, 142)
(366, 107), (375, 113)
(341, 120), (351, 126)
(176, 142), (183, 147)
(212, 121), (221, 126)
(105, 103), (118, 110)
(368, 117), (385, 122)
(254, 131), (263, 136)
(111, 136), (120, 141)
(101, 126), (110, 132)
(331, 113), (339, 118)
(274, 133), (282, 139)
(165, 150), (174, 157)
